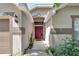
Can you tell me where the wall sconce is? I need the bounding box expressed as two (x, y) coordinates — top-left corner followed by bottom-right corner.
(14, 14), (18, 23)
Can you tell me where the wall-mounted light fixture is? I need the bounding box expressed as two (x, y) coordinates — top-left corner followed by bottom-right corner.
(14, 14), (18, 23)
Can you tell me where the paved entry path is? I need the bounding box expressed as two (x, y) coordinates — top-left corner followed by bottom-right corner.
(23, 49), (48, 56)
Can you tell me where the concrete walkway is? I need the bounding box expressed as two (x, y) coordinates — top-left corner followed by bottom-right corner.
(23, 49), (48, 56)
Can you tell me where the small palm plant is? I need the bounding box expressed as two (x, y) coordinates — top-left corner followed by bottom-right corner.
(23, 33), (35, 54)
(29, 33), (35, 49)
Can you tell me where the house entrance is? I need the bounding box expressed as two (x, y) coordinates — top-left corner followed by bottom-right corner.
(35, 26), (43, 41)
(34, 21), (44, 41)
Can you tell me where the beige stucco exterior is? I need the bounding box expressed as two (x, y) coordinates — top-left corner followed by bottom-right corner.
(46, 4), (79, 46)
(21, 11), (33, 51)
(1, 3), (79, 55)
(0, 3), (33, 55)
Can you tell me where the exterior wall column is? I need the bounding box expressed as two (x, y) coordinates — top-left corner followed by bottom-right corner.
(11, 17), (22, 55)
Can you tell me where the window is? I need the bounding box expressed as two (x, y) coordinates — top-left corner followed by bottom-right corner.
(71, 15), (79, 41)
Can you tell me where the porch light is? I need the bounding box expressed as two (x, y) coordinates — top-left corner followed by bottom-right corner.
(14, 14), (18, 23)
(51, 8), (56, 14)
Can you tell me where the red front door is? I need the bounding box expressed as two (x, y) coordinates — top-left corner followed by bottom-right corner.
(35, 26), (43, 41)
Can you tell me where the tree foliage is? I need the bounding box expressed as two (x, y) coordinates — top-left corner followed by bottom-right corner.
(53, 3), (61, 8)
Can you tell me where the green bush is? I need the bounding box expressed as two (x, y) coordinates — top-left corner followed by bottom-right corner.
(45, 37), (79, 56)
(45, 47), (55, 55)
(29, 33), (35, 49)
(29, 33), (34, 44)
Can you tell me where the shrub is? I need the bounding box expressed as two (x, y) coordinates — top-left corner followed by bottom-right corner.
(23, 33), (35, 54)
(45, 47), (55, 55)
(45, 37), (79, 56)
(29, 33), (35, 49)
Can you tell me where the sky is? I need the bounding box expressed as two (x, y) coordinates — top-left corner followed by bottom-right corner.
(27, 3), (53, 10)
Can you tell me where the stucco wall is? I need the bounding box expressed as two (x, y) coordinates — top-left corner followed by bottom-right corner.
(11, 17), (22, 55)
(0, 3), (33, 55)
(51, 6), (79, 46)
(0, 3), (22, 55)
(22, 11), (33, 51)
(45, 18), (54, 47)
(46, 18), (53, 28)
(0, 3), (21, 19)
(52, 6), (79, 28)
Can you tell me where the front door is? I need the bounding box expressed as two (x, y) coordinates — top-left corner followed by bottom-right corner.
(35, 26), (43, 41)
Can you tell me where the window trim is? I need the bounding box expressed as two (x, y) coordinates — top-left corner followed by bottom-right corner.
(71, 15), (79, 40)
